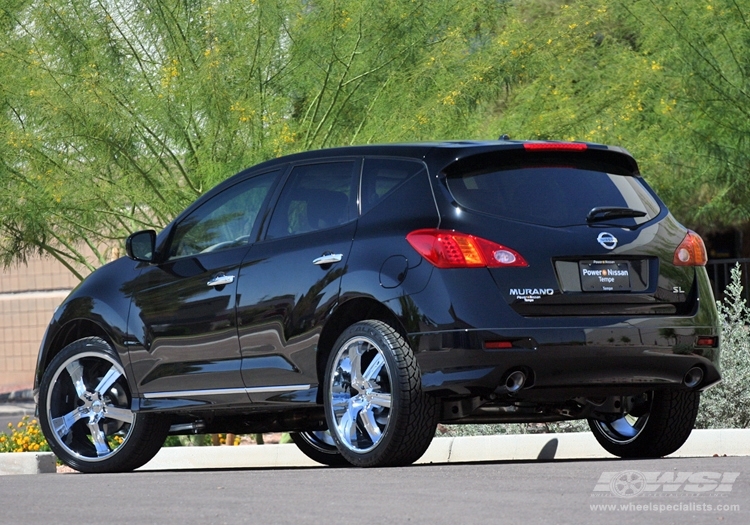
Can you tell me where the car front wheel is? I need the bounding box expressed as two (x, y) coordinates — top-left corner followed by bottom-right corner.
(324, 320), (437, 467)
(588, 389), (700, 458)
(38, 337), (169, 473)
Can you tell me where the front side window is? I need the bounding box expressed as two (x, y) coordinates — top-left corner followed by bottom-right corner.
(266, 161), (358, 239)
(168, 170), (278, 259)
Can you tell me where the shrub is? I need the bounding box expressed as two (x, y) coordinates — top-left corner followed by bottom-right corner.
(695, 264), (750, 428)
(0, 416), (50, 453)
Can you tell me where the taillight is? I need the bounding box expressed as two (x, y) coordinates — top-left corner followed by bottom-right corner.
(406, 229), (528, 269)
(673, 230), (708, 266)
(523, 142), (587, 151)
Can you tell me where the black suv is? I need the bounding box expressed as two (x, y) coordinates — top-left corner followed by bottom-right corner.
(34, 140), (720, 472)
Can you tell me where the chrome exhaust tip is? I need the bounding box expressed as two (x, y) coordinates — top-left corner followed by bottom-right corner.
(683, 366), (704, 389)
(504, 370), (527, 394)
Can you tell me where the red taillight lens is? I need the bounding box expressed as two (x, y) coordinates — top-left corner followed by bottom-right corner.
(523, 142), (587, 151)
(673, 230), (708, 266)
(696, 336), (718, 347)
(406, 229), (528, 269)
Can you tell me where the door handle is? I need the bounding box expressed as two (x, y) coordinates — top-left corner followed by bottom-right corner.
(313, 253), (343, 266)
(207, 273), (235, 287)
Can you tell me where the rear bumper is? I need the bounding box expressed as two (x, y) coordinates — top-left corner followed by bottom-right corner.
(414, 322), (720, 400)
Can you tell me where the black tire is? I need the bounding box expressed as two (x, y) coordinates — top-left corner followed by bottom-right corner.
(588, 390), (700, 458)
(323, 320), (438, 467)
(290, 431), (351, 467)
(38, 337), (170, 473)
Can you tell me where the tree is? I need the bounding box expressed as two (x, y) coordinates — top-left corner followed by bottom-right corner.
(3, 0), (748, 281)
(0, 0), (509, 278)
(478, 0), (750, 232)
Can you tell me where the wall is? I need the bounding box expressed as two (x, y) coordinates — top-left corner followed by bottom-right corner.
(0, 258), (83, 394)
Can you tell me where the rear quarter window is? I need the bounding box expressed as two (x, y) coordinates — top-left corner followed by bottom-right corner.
(361, 158), (426, 214)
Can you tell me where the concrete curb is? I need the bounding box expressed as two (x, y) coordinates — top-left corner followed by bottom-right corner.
(0, 452), (56, 475)
(0, 402), (35, 418)
(138, 428), (750, 471)
(2, 429), (748, 475)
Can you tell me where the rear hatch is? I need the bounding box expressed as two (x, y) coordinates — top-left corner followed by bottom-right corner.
(442, 145), (700, 316)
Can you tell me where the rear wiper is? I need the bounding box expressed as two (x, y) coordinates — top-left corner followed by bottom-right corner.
(586, 206), (647, 223)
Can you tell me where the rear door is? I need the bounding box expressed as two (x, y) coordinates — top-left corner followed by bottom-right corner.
(235, 159), (360, 403)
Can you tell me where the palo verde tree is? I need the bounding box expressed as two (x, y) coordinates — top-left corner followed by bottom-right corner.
(3, 0), (748, 280)
(479, 0), (750, 233)
(0, 0), (509, 278)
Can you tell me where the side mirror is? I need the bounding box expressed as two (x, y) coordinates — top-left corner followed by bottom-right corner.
(126, 230), (157, 262)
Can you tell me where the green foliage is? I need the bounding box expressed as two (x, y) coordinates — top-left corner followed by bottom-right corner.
(0, 0), (511, 275)
(485, 0), (750, 232)
(696, 264), (750, 429)
(1, 0), (749, 273)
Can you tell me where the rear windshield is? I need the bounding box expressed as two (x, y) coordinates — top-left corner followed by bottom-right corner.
(447, 165), (661, 228)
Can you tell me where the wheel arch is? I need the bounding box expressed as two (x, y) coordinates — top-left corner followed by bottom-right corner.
(36, 319), (119, 391)
(316, 297), (407, 404)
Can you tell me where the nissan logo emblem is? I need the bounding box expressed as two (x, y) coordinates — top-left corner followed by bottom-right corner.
(597, 232), (618, 250)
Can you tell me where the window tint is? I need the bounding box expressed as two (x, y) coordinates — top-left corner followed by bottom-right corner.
(169, 170), (278, 259)
(361, 158), (425, 214)
(447, 166), (660, 228)
(266, 161), (357, 239)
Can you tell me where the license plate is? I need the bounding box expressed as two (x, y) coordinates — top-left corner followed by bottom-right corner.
(579, 260), (631, 292)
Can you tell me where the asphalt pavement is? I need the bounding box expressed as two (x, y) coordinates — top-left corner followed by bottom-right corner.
(2, 456), (748, 525)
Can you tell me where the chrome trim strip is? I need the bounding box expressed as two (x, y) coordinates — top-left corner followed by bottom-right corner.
(245, 384), (312, 394)
(142, 384), (312, 399)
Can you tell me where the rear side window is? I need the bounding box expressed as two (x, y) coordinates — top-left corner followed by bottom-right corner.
(266, 161), (358, 239)
(361, 158), (426, 214)
(447, 163), (660, 228)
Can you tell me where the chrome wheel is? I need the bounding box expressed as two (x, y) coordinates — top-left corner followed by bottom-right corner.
(323, 320), (437, 467)
(328, 335), (393, 454)
(45, 350), (135, 462)
(290, 430), (350, 466)
(39, 337), (170, 472)
(588, 390), (699, 458)
(591, 412), (650, 445)
(302, 430), (337, 448)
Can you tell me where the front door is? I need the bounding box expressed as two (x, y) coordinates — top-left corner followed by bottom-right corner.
(126, 170), (279, 406)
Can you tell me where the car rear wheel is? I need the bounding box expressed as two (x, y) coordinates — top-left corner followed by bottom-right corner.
(324, 320), (437, 467)
(38, 337), (170, 473)
(588, 390), (700, 458)
(290, 431), (350, 467)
